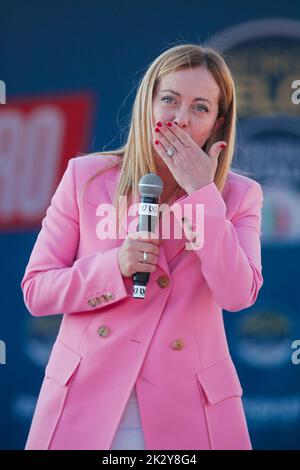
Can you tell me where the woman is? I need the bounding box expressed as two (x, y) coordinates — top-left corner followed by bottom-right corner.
(21, 43), (264, 450)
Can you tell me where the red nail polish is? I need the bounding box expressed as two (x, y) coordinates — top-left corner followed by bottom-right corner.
(155, 127), (160, 132)
(155, 139), (160, 145)
(157, 121), (162, 127)
(220, 143), (227, 148)
(167, 121), (173, 127)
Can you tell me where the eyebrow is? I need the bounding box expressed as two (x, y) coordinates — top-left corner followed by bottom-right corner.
(160, 89), (212, 105)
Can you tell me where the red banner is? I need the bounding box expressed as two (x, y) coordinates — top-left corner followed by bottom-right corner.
(0, 92), (95, 229)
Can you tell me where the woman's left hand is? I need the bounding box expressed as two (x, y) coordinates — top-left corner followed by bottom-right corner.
(153, 121), (227, 194)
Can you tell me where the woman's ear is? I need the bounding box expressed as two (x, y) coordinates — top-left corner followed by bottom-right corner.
(211, 116), (225, 135)
(202, 117), (225, 153)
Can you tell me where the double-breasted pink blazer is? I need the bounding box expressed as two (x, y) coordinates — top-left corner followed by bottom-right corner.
(21, 153), (264, 450)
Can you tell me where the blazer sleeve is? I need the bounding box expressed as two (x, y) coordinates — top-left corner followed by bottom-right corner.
(20, 157), (129, 317)
(174, 180), (264, 312)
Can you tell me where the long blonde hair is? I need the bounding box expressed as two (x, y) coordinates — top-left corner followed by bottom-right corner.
(78, 43), (237, 217)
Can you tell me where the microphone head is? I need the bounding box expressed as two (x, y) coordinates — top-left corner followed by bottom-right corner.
(139, 173), (163, 198)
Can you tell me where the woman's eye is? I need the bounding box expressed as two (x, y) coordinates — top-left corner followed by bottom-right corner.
(195, 105), (208, 112)
(161, 96), (174, 104)
(161, 96), (208, 112)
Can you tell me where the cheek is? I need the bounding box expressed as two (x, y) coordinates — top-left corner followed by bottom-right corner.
(152, 99), (162, 115)
(152, 101), (172, 123)
(195, 116), (216, 135)
(152, 104), (161, 126)
(192, 121), (215, 146)
(194, 125), (210, 140)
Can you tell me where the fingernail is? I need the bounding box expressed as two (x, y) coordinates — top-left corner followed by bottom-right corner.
(155, 139), (160, 145)
(155, 127), (160, 132)
(167, 121), (173, 127)
(220, 143), (227, 148)
(156, 121), (162, 127)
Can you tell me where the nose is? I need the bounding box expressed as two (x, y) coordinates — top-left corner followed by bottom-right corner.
(172, 115), (188, 128)
(174, 121), (187, 129)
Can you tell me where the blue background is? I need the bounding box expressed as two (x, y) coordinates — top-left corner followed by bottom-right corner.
(1, 0), (300, 450)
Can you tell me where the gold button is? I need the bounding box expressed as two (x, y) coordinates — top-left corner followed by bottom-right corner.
(172, 339), (184, 350)
(88, 298), (97, 307)
(157, 275), (169, 288)
(97, 326), (110, 338)
(103, 292), (114, 301)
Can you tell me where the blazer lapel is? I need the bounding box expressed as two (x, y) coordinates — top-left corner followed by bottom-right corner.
(159, 202), (187, 264)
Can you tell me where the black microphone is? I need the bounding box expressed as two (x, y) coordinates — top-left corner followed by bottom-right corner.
(132, 173), (163, 299)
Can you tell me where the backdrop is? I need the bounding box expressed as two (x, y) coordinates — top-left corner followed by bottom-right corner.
(1, 0), (300, 450)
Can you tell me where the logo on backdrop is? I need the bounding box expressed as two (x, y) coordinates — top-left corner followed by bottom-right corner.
(209, 18), (300, 242)
(232, 307), (296, 368)
(209, 20), (300, 437)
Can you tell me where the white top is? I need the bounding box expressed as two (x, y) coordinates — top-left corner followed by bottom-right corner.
(110, 385), (146, 450)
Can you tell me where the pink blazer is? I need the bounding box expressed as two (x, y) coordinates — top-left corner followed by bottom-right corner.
(21, 153), (264, 450)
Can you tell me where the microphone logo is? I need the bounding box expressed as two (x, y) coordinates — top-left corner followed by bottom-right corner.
(139, 202), (159, 216)
(133, 285), (147, 299)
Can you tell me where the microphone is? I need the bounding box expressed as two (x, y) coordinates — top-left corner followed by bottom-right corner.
(132, 173), (163, 299)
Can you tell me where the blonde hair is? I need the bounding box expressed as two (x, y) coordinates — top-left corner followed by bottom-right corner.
(78, 42), (237, 219)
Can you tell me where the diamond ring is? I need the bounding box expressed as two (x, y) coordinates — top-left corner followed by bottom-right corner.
(167, 146), (175, 157)
(143, 252), (148, 263)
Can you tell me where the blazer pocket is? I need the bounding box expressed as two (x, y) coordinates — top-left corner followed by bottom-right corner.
(196, 356), (243, 405)
(45, 337), (82, 387)
(26, 339), (83, 449)
(195, 357), (249, 450)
